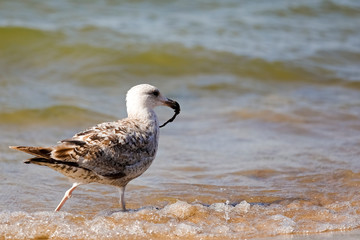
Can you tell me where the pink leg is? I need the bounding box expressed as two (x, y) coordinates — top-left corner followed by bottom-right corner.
(119, 186), (126, 211)
(55, 182), (81, 212)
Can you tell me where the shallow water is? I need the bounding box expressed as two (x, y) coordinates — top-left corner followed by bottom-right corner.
(1, 0), (360, 239)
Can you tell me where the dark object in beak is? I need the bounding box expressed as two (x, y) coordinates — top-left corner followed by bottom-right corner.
(160, 99), (180, 128)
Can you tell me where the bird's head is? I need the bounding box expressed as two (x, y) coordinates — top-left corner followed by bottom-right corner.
(126, 84), (180, 125)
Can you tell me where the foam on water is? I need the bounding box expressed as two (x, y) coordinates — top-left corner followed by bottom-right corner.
(1, 198), (360, 239)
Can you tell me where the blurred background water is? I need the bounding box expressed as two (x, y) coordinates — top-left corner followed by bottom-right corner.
(1, 0), (360, 239)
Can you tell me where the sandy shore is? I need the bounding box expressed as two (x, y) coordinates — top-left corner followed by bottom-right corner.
(256, 229), (360, 240)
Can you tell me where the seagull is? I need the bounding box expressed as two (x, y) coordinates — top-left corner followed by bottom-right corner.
(10, 84), (180, 212)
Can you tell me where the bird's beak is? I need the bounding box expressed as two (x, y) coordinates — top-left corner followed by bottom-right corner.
(163, 98), (181, 114)
(159, 97), (181, 128)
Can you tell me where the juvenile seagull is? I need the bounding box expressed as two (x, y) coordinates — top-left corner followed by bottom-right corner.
(10, 84), (180, 212)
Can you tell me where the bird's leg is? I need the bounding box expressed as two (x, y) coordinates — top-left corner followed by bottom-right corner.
(55, 182), (81, 212)
(119, 186), (126, 211)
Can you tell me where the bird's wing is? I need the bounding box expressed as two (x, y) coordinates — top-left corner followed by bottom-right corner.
(51, 119), (157, 178)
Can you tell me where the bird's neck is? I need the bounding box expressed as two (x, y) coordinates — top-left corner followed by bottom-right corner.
(127, 107), (158, 127)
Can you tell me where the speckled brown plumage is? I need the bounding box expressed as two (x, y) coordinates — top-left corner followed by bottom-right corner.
(10, 84), (180, 212)
(16, 119), (158, 186)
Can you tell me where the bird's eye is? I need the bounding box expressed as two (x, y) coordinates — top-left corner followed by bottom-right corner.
(151, 90), (160, 97)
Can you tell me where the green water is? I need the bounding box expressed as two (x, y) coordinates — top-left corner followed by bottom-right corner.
(1, 0), (360, 239)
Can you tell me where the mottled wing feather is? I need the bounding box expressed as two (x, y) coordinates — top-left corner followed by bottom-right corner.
(50, 119), (156, 177)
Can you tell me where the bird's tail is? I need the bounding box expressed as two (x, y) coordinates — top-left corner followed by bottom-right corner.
(9, 145), (98, 182)
(9, 146), (53, 163)
(23, 157), (56, 166)
(9, 145), (80, 167)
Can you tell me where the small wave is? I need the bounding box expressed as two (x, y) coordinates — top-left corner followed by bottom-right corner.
(1, 0), (360, 63)
(0, 105), (111, 127)
(1, 25), (359, 87)
(1, 199), (360, 239)
(0, 26), (57, 39)
(264, 1), (360, 18)
(0, 26), (62, 55)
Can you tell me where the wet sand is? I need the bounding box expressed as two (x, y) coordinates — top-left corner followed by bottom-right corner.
(256, 229), (360, 240)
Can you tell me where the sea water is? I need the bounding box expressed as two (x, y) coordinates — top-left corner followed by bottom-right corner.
(1, 0), (360, 239)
